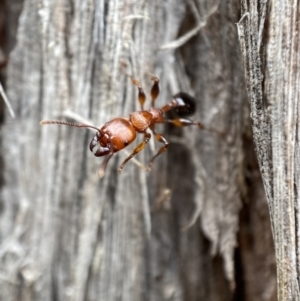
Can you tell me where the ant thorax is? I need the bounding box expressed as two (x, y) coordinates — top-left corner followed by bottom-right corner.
(129, 111), (152, 132)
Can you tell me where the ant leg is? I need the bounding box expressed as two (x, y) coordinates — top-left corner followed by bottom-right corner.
(148, 128), (169, 170)
(150, 75), (159, 107)
(131, 78), (146, 110)
(98, 152), (114, 178)
(165, 118), (204, 128)
(164, 118), (224, 135)
(118, 132), (151, 173)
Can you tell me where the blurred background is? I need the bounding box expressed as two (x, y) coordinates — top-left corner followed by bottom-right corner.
(0, 1), (276, 300)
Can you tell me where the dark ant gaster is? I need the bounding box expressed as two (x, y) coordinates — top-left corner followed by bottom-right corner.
(40, 76), (221, 177)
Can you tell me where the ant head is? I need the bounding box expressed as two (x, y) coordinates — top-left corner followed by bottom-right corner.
(89, 131), (111, 157)
(173, 92), (197, 117)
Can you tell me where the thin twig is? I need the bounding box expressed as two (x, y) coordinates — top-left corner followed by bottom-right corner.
(139, 169), (152, 239)
(0, 81), (15, 118)
(62, 109), (96, 131)
(123, 14), (150, 21)
(160, 4), (219, 50)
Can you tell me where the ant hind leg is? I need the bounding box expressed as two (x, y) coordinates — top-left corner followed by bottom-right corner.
(164, 118), (204, 129)
(164, 118), (224, 136)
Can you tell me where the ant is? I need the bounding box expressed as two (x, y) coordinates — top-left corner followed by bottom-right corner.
(40, 76), (221, 177)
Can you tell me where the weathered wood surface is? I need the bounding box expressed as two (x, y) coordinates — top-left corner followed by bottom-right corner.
(238, 0), (300, 300)
(0, 0), (276, 300)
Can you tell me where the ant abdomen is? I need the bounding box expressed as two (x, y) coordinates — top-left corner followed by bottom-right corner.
(172, 92), (197, 117)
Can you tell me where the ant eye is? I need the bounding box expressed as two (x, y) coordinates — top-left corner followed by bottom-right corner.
(173, 92), (197, 116)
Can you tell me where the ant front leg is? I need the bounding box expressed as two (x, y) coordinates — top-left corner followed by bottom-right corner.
(93, 145), (114, 178)
(118, 132), (151, 173)
(131, 78), (146, 110)
(150, 75), (159, 107)
(148, 127), (169, 170)
(98, 152), (114, 178)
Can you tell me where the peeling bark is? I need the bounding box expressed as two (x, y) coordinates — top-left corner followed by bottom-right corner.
(238, 0), (300, 300)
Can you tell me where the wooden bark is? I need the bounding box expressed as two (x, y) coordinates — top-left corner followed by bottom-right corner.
(238, 0), (300, 300)
(0, 0), (276, 300)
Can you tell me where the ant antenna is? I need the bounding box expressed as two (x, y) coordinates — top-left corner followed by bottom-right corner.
(40, 120), (100, 132)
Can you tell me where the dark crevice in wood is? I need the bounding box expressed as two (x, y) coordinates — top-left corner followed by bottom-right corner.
(233, 245), (245, 301)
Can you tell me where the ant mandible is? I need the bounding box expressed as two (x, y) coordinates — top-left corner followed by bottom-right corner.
(40, 76), (219, 177)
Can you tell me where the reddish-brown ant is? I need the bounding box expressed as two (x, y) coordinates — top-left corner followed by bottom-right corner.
(40, 76), (221, 177)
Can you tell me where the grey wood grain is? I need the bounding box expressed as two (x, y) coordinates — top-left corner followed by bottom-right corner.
(0, 0), (276, 300)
